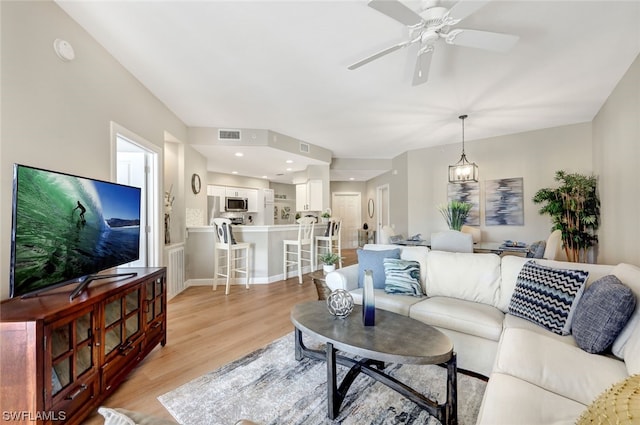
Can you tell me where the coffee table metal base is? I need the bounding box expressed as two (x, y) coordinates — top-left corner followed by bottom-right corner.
(294, 328), (458, 424)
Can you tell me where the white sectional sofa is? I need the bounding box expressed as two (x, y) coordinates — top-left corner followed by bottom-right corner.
(325, 244), (640, 424)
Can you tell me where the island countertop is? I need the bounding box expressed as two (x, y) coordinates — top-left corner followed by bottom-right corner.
(185, 224), (326, 285)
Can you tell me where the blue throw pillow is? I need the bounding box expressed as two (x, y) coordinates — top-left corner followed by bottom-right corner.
(509, 260), (589, 335)
(383, 258), (423, 297)
(357, 248), (401, 289)
(572, 275), (636, 353)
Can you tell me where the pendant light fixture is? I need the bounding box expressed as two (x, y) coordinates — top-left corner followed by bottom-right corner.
(448, 114), (478, 183)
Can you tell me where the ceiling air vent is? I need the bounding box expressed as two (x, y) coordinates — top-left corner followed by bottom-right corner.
(218, 129), (241, 141)
(299, 142), (310, 153)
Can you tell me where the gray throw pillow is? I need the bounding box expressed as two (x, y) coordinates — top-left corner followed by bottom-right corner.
(357, 248), (401, 289)
(572, 275), (636, 354)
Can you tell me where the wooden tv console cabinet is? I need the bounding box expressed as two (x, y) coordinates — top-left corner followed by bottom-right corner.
(0, 267), (166, 425)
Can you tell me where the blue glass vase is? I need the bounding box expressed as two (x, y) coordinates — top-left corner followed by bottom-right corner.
(362, 269), (375, 326)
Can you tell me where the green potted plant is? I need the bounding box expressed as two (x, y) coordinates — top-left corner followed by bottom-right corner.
(320, 208), (332, 224)
(318, 252), (341, 273)
(533, 170), (600, 263)
(438, 200), (472, 231)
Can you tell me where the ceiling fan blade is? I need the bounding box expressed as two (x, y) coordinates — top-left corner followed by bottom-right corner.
(368, 0), (423, 27)
(447, 0), (491, 22)
(445, 29), (519, 52)
(348, 40), (413, 70)
(412, 47), (434, 86)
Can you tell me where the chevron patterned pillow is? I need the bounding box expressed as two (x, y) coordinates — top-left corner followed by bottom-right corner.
(509, 260), (589, 335)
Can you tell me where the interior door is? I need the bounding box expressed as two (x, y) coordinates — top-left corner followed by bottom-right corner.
(116, 136), (154, 267)
(376, 184), (390, 243)
(331, 192), (361, 249)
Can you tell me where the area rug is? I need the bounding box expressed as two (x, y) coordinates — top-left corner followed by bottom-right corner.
(158, 332), (486, 424)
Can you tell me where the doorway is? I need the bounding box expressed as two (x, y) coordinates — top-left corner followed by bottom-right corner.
(331, 192), (361, 249)
(111, 123), (161, 267)
(376, 184), (390, 243)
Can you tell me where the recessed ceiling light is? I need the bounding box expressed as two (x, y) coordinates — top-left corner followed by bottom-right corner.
(285, 159), (293, 164)
(349, 177), (355, 181)
(234, 152), (244, 157)
(262, 175), (268, 179)
(286, 168), (292, 171)
(232, 171), (238, 174)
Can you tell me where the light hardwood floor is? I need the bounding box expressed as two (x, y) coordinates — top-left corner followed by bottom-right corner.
(84, 249), (357, 424)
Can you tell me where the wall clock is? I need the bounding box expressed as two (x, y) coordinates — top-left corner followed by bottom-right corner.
(191, 173), (201, 194)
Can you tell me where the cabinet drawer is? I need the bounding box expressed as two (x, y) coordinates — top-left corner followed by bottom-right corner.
(49, 372), (99, 424)
(145, 318), (165, 348)
(100, 335), (144, 393)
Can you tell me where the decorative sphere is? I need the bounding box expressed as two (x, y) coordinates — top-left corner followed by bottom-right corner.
(327, 289), (354, 317)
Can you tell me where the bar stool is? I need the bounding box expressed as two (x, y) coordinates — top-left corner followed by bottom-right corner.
(212, 218), (251, 295)
(315, 218), (342, 269)
(283, 217), (315, 284)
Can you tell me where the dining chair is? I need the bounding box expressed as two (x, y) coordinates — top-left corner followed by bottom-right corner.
(283, 217), (316, 284)
(543, 229), (564, 260)
(380, 225), (398, 244)
(461, 225), (482, 243)
(430, 230), (474, 253)
(212, 218), (251, 295)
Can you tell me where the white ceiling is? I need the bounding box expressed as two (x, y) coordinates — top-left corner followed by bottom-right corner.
(56, 0), (640, 182)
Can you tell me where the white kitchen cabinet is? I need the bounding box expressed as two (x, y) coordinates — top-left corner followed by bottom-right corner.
(246, 189), (258, 212)
(225, 187), (247, 198)
(296, 179), (323, 212)
(207, 185), (226, 198)
(263, 188), (274, 203)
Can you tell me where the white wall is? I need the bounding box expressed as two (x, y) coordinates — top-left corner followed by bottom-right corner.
(407, 123), (593, 245)
(0, 1), (191, 299)
(593, 55), (640, 266)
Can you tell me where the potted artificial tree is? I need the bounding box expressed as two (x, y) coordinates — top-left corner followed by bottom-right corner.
(319, 252), (341, 273)
(533, 170), (600, 263)
(438, 200), (472, 231)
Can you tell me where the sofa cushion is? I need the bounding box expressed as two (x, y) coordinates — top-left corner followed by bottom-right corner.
(503, 313), (579, 347)
(349, 288), (423, 316)
(476, 372), (587, 425)
(508, 260), (589, 335)
(425, 251), (501, 307)
(98, 407), (178, 425)
(356, 248), (400, 289)
(383, 258), (423, 297)
(572, 275), (636, 354)
(611, 263), (640, 359)
(409, 296), (504, 341)
(494, 327), (628, 406)
(623, 320), (640, 375)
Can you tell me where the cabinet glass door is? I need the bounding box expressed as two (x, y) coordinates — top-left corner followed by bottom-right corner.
(104, 288), (141, 357)
(145, 277), (165, 324)
(48, 308), (95, 397)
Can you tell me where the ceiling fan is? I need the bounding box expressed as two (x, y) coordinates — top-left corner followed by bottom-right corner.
(349, 0), (519, 85)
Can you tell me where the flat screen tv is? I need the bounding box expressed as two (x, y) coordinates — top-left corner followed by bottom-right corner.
(10, 164), (142, 300)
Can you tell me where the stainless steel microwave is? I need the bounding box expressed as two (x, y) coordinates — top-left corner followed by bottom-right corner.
(225, 197), (248, 212)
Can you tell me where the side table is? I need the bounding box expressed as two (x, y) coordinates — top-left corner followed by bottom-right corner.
(310, 270), (332, 300)
(358, 229), (376, 247)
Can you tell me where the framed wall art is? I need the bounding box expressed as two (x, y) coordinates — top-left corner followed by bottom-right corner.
(485, 177), (524, 226)
(447, 182), (480, 226)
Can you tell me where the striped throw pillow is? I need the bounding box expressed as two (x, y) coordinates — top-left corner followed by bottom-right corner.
(383, 258), (423, 297)
(509, 260), (589, 335)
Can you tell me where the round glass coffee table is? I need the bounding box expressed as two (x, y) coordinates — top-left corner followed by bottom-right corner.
(290, 301), (457, 424)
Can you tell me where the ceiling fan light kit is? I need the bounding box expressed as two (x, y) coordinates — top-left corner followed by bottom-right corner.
(449, 114), (478, 183)
(350, 0), (519, 85)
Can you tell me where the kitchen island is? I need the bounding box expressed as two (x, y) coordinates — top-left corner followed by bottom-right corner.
(185, 224), (326, 287)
